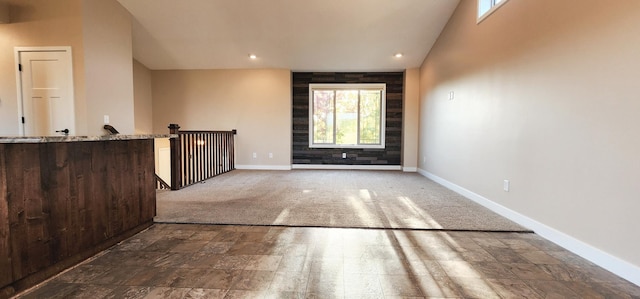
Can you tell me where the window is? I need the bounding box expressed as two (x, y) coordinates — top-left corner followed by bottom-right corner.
(309, 83), (386, 149)
(477, 0), (509, 23)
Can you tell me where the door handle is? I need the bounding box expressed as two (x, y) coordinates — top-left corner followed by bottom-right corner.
(56, 129), (70, 136)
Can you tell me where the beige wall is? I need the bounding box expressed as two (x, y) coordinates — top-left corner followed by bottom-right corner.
(133, 59), (153, 134)
(419, 0), (640, 275)
(82, 0), (134, 135)
(402, 68), (420, 171)
(152, 69), (292, 168)
(0, 0), (135, 136)
(0, 0), (85, 136)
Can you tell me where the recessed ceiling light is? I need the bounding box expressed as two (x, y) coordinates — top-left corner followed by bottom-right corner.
(394, 53), (403, 58)
(249, 54), (257, 59)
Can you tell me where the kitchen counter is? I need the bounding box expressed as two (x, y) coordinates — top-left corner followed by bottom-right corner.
(0, 134), (175, 143)
(0, 136), (161, 297)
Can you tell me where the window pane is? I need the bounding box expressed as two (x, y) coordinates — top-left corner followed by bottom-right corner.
(359, 90), (381, 144)
(335, 90), (358, 145)
(309, 83), (385, 149)
(478, 0), (492, 16)
(313, 90), (334, 144)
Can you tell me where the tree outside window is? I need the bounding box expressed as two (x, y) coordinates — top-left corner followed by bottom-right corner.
(309, 84), (386, 149)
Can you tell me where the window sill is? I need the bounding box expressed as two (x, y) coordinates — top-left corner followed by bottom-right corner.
(310, 144), (385, 150)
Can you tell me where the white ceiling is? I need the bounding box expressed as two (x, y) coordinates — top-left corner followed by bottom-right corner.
(117, 0), (460, 71)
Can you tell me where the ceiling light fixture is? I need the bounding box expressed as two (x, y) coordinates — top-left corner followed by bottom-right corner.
(249, 54), (257, 59)
(394, 53), (403, 58)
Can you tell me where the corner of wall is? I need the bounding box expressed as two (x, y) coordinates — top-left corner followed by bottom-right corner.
(82, 0), (134, 136)
(402, 68), (420, 170)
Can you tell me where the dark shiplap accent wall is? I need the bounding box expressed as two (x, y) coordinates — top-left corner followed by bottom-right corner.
(292, 72), (403, 165)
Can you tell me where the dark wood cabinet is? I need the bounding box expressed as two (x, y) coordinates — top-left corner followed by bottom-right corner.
(0, 139), (156, 297)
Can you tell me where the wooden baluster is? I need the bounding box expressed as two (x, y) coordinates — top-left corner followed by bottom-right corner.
(231, 130), (237, 170)
(214, 133), (219, 176)
(168, 124), (181, 190)
(182, 133), (188, 187)
(188, 133), (194, 185)
(219, 133), (223, 174)
(224, 133), (231, 172)
(194, 133), (199, 183)
(218, 133), (222, 174)
(210, 132), (214, 177)
(198, 133), (203, 182)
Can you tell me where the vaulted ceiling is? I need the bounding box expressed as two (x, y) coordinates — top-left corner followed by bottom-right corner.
(117, 0), (460, 71)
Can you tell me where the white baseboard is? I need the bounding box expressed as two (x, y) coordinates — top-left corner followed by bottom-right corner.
(417, 168), (640, 287)
(402, 167), (418, 172)
(291, 164), (402, 170)
(235, 165), (292, 170)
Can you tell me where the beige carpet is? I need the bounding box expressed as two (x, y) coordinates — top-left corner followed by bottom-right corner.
(155, 170), (529, 232)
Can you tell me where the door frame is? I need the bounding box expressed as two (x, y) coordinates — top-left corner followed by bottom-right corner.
(14, 46), (75, 136)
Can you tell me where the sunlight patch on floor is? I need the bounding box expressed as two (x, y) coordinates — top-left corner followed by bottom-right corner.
(272, 208), (291, 225)
(386, 230), (495, 298)
(346, 190), (377, 226)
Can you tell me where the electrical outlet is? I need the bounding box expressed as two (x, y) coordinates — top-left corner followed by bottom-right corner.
(503, 180), (510, 192)
(269, 153), (273, 159)
(103, 115), (109, 124)
(342, 153), (347, 159)
(252, 152), (257, 159)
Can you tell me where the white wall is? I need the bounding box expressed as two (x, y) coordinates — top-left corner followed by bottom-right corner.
(419, 0), (640, 283)
(151, 69), (292, 168)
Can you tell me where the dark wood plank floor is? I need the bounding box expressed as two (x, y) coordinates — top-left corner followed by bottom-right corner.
(16, 224), (640, 299)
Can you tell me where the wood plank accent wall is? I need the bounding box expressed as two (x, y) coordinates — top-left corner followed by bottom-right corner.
(0, 140), (156, 298)
(292, 72), (404, 165)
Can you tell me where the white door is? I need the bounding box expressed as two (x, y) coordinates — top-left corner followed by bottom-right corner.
(17, 47), (75, 136)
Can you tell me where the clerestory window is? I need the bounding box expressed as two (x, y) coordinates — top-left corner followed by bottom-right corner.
(478, 0), (509, 23)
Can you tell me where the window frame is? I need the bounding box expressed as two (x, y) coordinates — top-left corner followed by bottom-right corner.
(477, 0), (510, 23)
(308, 83), (386, 149)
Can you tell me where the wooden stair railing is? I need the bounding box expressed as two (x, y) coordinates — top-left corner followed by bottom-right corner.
(167, 124), (236, 190)
(155, 174), (171, 190)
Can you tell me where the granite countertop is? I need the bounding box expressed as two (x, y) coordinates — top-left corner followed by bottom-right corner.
(0, 134), (177, 144)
